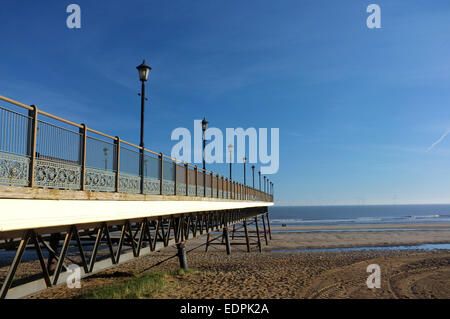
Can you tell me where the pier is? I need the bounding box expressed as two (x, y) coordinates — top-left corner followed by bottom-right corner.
(0, 95), (274, 299)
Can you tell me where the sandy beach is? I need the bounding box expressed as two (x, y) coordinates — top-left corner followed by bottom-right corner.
(265, 223), (450, 250)
(24, 223), (450, 299)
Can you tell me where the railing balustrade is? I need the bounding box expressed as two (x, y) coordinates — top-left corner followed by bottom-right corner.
(0, 95), (273, 202)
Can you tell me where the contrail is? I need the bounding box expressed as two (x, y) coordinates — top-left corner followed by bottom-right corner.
(427, 128), (450, 152)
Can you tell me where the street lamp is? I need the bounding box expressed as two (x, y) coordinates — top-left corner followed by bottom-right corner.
(251, 165), (255, 188)
(258, 171), (261, 190)
(136, 59), (151, 193)
(264, 176), (267, 193)
(243, 157), (247, 186)
(103, 147), (109, 170)
(202, 117), (208, 196)
(228, 144), (234, 179)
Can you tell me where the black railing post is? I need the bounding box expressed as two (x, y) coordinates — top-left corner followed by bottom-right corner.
(185, 163), (189, 196)
(114, 137), (121, 192)
(28, 105), (38, 187)
(79, 124), (87, 191)
(139, 148), (144, 194)
(174, 162), (177, 196)
(211, 172), (213, 198)
(194, 166), (198, 197)
(159, 153), (164, 195)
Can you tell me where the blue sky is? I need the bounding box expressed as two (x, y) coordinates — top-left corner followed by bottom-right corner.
(1, 1), (450, 205)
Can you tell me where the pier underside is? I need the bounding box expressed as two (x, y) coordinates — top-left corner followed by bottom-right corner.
(0, 186), (273, 299)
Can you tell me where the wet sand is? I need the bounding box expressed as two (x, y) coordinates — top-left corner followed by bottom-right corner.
(28, 223), (450, 299)
(264, 224), (450, 250)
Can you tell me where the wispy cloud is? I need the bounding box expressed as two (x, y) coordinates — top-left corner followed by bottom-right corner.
(427, 128), (450, 152)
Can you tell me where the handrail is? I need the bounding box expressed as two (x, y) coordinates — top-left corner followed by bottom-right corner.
(0, 94), (274, 201)
(86, 127), (116, 140)
(0, 95), (33, 111)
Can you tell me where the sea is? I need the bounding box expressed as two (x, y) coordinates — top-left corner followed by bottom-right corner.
(268, 205), (450, 252)
(268, 204), (450, 227)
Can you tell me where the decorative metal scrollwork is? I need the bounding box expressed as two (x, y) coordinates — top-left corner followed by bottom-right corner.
(197, 186), (204, 197)
(85, 167), (115, 192)
(188, 184), (196, 197)
(144, 177), (160, 195)
(119, 174), (140, 194)
(0, 152), (30, 187)
(34, 159), (81, 190)
(163, 180), (175, 195)
(176, 183), (186, 196)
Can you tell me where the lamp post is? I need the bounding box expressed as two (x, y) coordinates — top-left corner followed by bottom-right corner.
(243, 157), (247, 186)
(202, 117), (208, 196)
(228, 144), (234, 179)
(136, 59), (151, 193)
(258, 171), (261, 190)
(251, 165), (255, 188)
(264, 176), (267, 193)
(103, 147), (109, 170)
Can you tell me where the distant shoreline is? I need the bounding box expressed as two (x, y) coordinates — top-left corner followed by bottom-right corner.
(269, 222), (450, 231)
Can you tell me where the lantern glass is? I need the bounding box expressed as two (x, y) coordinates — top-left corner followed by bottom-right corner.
(202, 118), (208, 131)
(136, 60), (151, 82)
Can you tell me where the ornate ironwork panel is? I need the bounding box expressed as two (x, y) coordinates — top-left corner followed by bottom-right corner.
(119, 174), (140, 194)
(176, 183), (186, 196)
(188, 184), (196, 197)
(218, 190), (223, 198)
(85, 167), (115, 192)
(197, 185), (204, 197)
(34, 159), (81, 190)
(0, 152), (30, 187)
(205, 187), (211, 197)
(163, 180), (175, 195)
(143, 177), (160, 195)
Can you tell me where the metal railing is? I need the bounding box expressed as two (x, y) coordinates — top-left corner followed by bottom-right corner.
(0, 95), (274, 202)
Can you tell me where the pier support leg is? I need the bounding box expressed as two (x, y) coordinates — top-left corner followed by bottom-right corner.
(255, 216), (262, 253)
(177, 243), (188, 270)
(47, 233), (61, 274)
(223, 227), (231, 255)
(0, 231), (30, 299)
(205, 233), (210, 252)
(231, 224), (236, 240)
(266, 212), (272, 240)
(261, 214), (268, 245)
(243, 220), (250, 252)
